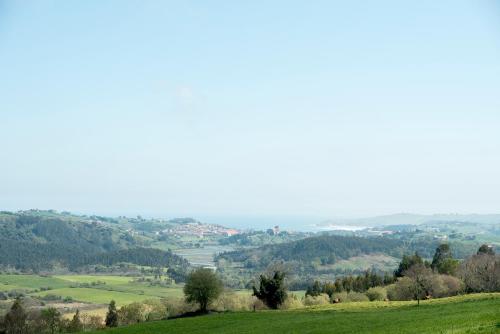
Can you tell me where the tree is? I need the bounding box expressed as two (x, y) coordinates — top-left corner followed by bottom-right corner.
(105, 300), (118, 327)
(459, 253), (499, 292)
(253, 271), (287, 309)
(4, 298), (27, 334)
(477, 244), (495, 256)
(40, 308), (61, 334)
(305, 281), (322, 297)
(431, 244), (458, 275)
(117, 302), (145, 325)
(183, 268), (223, 313)
(66, 310), (83, 333)
(394, 253), (424, 277)
(366, 287), (387, 301)
(403, 264), (433, 306)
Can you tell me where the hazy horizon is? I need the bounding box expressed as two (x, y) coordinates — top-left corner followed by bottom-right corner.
(2, 1), (500, 218)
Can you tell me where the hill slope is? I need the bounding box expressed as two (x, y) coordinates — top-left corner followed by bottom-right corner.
(90, 294), (500, 334)
(0, 211), (190, 278)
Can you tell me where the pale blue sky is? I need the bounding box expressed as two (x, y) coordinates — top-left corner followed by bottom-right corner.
(1, 1), (500, 219)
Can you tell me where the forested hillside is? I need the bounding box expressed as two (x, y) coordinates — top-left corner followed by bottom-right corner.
(215, 234), (463, 288)
(0, 211), (190, 279)
(219, 235), (405, 268)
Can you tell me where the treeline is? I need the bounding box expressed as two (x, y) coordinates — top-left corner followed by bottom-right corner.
(305, 271), (395, 298)
(218, 235), (406, 268)
(73, 248), (190, 282)
(304, 243), (499, 305)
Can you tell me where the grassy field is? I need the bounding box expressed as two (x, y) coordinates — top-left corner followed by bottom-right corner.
(92, 294), (500, 334)
(0, 274), (71, 290)
(0, 274), (184, 307)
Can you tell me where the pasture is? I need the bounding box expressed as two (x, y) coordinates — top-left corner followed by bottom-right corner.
(0, 274), (184, 306)
(92, 293), (500, 334)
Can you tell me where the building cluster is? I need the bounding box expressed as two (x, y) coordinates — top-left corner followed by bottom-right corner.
(160, 221), (240, 238)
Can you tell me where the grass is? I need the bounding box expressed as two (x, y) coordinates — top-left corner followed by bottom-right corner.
(92, 294), (500, 334)
(0, 274), (71, 290)
(0, 274), (185, 306)
(53, 275), (133, 285)
(32, 288), (160, 306)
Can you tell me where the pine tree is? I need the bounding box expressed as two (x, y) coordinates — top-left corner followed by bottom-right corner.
(4, 298), (28, 334)
(253, 271), (287, 309)
(105, 300), (118, 327)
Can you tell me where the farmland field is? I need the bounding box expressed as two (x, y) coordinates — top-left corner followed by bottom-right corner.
(92, 293), (500, 334)
(0, 274), (184, 307)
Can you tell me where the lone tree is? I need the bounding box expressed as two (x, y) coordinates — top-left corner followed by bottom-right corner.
(253, 271), (287, 309)
(404, 264), (432, 306)
(105, 300), (118, 327)
(183, 268), (223, 313)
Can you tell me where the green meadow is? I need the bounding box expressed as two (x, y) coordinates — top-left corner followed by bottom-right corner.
(0, 274), (296, 306)
(93, 294), (500, 334)
(1, 274), (184, 306)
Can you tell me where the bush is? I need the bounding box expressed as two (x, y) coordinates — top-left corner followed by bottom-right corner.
(458, 254), (499, 293)
(303, 293), (330, 306)
(366, 287), (387, 301)
(162, 298), (196, 318)
(80, 314), (104, 331)
(279, 293), (303, 310)
(40, 294), (62, 301)
(386, 278), (414, 301)
(213, 292), (253, 312)
(346, 292), (369, 302)
(118, 302), (145, 325)
(332, 292), (369, 303)
(142, 299), (168, 321)
(251, 297), (268, 311)
(440, 275), (464, 296)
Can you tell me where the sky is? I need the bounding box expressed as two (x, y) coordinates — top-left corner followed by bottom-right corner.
(1, 0), (500, 221)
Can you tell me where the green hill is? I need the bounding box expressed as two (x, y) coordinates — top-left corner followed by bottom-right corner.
(91, 294), (500, 334)
(0, 210), (189, 278)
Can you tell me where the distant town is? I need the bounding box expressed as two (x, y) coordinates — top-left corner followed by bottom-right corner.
(158, 221), (240, 238)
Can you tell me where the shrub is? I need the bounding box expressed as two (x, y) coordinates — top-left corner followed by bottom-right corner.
(386, 278), (414, 301)
(458, 254), (499, 293)
(40, 294), (62, 301)
(213, 292), (253, 312)
(142, 299), (168, 321)
(303, 293), (330, 306)
(118, 302), (145, 325)
(279, 293), (303, 310)
(346, 292), (369, 302)
(440, 275), (464, 296)
(162, 298), (196, 318)
(251, 297), (268, 311)
(332, 291), (369, 303)
(81, 314), (104, 331)
(366, 287), (387, 301)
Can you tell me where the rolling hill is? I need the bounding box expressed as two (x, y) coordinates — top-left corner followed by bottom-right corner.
(0, 210), (190, 279)
(88, 293), (500, 334)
